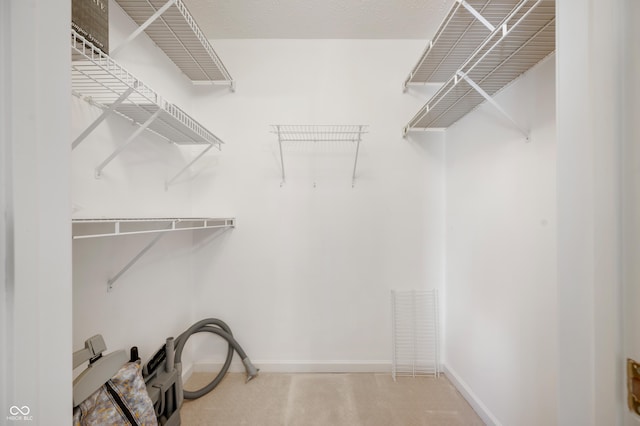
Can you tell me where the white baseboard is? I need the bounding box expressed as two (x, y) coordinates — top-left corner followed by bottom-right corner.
(442, 364), (501, 426)
(180, 362), (194, 383)
(192, 360), (392, 374)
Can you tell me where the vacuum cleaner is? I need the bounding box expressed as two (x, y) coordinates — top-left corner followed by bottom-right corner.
(140, 318), (259, 426)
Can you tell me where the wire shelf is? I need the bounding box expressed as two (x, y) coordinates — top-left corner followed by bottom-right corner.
(114, 0), (233, 84)
(73, 217), (235, 290)
(72, 217), (235, 239)
(405, 0), (524, 87)
(271, 125), (368, 187)
(391, 289), (440, 379)
(72, 29), (224, 147)
(405, 0), (555, 131)
(271, 125), (368, 142)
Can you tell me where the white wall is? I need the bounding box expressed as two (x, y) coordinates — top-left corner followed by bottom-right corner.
(1, 1), (72, 424)
(444, 56), (557, 425)
(182, 39), (445, 371)
(557, 0), (627, 424)
(622, 0), (640, 423)
(71, 7), (446, 372)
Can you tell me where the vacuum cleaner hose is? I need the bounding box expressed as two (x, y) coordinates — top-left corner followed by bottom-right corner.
(173, 318), (259, 400)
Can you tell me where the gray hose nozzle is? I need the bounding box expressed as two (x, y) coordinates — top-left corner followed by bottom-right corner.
(165, 337), (175, 373)
(242, 357), (259, 382)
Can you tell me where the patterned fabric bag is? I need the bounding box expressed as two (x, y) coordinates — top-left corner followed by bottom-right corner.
(73, 361), (158, 426)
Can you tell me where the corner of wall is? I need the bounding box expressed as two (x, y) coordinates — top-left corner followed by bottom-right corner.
(442, 364), (501, 426)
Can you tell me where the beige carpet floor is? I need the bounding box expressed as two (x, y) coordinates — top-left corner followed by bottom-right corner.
(180, 372), (485, 426)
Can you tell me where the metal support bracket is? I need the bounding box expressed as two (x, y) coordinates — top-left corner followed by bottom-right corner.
(276, 125), (286, 187)
(72, 87), (135, 150)
(457, 0), (495, 32)
(165, 142), (216, 189)
(457, 71), (530, 140)
(107, 230), (167, 291)
(95, 108), (162, 178)
(351, 126), (363, 187)
(110, 0), (177, 56)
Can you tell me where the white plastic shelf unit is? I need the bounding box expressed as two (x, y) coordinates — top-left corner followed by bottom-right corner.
(404, 0), (524, 88)
(113, 0), (233, 86)
(71, 30), (224, 187)
(404, 0), (555, 134)
(271, 125), (368, 187)
(72, 217), (235, 290)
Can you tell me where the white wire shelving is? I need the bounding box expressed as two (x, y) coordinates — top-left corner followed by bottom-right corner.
(72, 217), (235, 290)
(112, 0), (234, 87)
(72, 217), (235, 239)
(404, 0), (524, 88)
(391, 289), (440, 379)
(271, 125), (368, 187)
(71, 29), (224, 187)
(404, 0), (555, 136)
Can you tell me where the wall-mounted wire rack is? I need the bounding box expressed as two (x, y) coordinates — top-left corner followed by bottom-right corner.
(403, 0), (555, 136)
(404, 0), (524, 88)
(112, 0), (234, 87)
(271, 125), (368, 187)
(71, 29), (224, 187)
(72, 217), (235, 290)
(391, 289), (440, 379)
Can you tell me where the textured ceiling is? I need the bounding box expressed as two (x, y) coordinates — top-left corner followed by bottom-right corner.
(182, 0), (455, 39)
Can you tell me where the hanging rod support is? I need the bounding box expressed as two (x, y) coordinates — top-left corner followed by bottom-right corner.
(107, 229), (169, 291)
(457, 71), (529, 140)
(110, 0), (177, 56)
(277, 125), (286, 186)
(352, 125), (363, 187)
(165, 142), (216, 189)
(95, 108), (162, 178)
(72, 87), (135, 150)
(456, 0), (495, 32)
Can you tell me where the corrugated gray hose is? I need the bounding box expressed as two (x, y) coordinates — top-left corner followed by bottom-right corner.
(174, 318), (259, 400)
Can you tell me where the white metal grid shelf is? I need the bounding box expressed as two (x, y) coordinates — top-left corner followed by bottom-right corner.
(72, 217), (235, 291)
(271, 125), (368, 187)
(391, 289), (440, 379)
(72, 30), (224, 186)
(404, 0), (555, 133)
(72, 217), (235, 239)
(404, 0), (523, 87)
(72, 30), (223, 146)
(113, 0), (233, 85)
